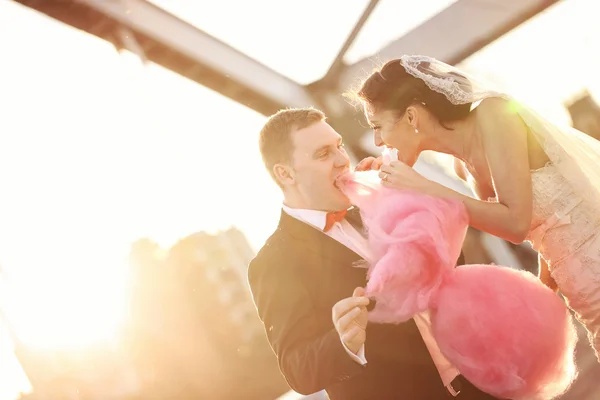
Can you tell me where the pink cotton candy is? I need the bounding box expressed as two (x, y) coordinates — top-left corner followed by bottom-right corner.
(337, 170), (578, 400)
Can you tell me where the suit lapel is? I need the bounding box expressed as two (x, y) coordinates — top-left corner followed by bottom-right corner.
(279, 210), (368, 304)
(278, 210), (365, 270)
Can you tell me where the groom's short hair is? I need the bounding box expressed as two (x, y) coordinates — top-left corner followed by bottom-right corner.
(259, 107), (326, 185)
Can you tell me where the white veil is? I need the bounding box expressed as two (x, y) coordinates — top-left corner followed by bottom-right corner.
(399, 55), (600, 207)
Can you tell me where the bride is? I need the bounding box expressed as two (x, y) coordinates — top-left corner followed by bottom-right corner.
(351, 55), (600, 360)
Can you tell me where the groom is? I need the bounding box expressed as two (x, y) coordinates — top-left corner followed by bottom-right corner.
(248, 107), (498, 399)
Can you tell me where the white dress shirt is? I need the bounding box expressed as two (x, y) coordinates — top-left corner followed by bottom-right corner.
(282, 204), (460, 391)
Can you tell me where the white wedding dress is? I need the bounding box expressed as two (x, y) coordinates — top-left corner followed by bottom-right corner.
(398, 55), (600, 360)
(528, 159), (600, 359)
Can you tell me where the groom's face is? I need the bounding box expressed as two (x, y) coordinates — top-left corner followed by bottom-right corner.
(289, 121), (351, 211)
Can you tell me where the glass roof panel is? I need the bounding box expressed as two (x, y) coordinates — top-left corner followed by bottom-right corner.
(149, 0), (372, 84)
(459, 0), (600, 126)
(344, 0), (458, 64)
(0, 1), (282, 256)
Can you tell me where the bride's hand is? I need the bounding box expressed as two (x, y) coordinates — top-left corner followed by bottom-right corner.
(355, 156), (383, 172)
(378, 161), (444, 196)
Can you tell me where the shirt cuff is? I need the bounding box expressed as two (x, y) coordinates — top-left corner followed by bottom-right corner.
(342, 341), (367, 365)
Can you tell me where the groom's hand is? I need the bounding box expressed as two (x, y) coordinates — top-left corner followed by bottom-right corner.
(355, 156), (383, 172)
(332, 287), (370, 355)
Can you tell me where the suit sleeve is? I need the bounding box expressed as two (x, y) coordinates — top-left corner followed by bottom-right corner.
(248, 256), (365, 395)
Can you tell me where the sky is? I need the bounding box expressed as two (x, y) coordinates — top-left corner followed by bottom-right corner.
(1, 0), (600, 398)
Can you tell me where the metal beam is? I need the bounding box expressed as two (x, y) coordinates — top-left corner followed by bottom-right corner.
(321, 0), (380, 86)
(13, 0), (559, 158)
(340, 0), (561, 89)
(13, 0), (560, 117)
(13, 0), (316, 116)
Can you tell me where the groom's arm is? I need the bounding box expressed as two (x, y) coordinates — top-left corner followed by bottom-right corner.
(248, 254), (365, 395)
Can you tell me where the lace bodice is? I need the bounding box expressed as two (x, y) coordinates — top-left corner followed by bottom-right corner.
(528, 158), (600, 361)
(526, 163), (600, 264)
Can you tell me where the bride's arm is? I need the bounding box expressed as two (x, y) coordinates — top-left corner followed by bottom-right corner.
(538, 254), (558, 292)
(434, 98), (533, 244)
(453, 158), (492, 201)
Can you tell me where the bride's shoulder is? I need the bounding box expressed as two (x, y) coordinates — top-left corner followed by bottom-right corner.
(475, 96), (524, 128)
(475, 96), (514, 115)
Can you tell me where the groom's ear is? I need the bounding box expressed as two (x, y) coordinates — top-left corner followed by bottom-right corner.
(273, 163), (295, 186)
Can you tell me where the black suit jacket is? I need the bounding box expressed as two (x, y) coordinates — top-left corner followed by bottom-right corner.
(248, 208), (465, 400)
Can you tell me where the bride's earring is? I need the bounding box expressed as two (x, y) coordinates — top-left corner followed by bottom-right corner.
(412, 125), (419, 134)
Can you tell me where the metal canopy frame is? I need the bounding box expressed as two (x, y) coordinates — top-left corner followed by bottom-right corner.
(13, 2), (600, 399)
(13, 0), (560, 119)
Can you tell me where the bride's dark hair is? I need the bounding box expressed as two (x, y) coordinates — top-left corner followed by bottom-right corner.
(350, 59), (472, 128)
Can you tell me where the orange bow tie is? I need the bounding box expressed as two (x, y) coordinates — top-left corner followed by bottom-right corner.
(324, 209), (347, 232)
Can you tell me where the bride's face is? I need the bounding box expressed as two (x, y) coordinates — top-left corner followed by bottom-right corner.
(364, 104), (422, 167)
